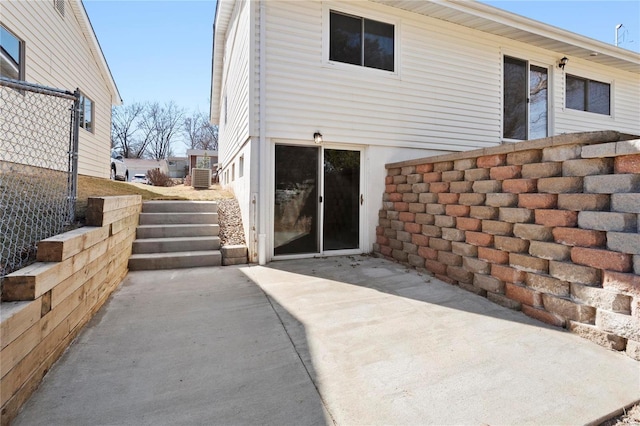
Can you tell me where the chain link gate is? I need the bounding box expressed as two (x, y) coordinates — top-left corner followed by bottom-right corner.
(0, 77), (80, 279)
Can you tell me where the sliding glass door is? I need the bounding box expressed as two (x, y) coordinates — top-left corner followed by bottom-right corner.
(274, 145), (362, 256)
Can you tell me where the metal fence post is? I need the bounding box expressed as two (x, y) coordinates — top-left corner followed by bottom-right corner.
(68, 89), (81, 223)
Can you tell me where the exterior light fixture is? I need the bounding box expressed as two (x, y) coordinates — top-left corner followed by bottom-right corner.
(558, 57), (568, 70)
(313, 132), (323, 144)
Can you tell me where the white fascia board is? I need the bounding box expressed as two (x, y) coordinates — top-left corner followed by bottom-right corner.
(210, 0), (235, 124)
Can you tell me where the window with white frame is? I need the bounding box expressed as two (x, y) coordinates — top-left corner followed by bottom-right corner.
(566, 74), (610, 115)
(1, 25), (24, 80)
(239, 155), (244, 178)
(329, 10), (394, 72)
(79, 93), (94, 133)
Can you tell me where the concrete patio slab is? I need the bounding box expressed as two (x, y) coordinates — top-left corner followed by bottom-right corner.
(12, 256), (640, 425)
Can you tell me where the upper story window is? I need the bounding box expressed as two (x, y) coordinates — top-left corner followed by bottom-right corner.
(0, 25), (24, 80)
(566, 75), (610, 115)
(79, 93), (94, 133)
(329, 11), (394, 72)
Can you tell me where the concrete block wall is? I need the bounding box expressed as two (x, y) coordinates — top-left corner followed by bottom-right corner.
(373, 131), (640, 360)
(0, 195), (141, 425)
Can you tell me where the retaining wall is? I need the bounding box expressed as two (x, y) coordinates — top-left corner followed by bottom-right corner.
(374, 131), (640, 360)
(0, 195), (141, 425)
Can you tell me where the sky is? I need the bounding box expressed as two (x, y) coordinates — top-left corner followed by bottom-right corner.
(84, 0), (639, 119)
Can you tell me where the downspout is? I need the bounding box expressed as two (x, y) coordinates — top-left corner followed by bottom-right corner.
(258, 0), (267, 265)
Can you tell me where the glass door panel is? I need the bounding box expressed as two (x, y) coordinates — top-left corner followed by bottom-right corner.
(274, 145), (319, 255)
(529, 65), (548, 140)
(323, 149), (360, 251)
(503, 56), (528, 140)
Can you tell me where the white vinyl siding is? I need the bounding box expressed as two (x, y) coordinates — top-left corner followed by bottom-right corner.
(264, 1), (502, 151)
(218, 0), (251, 171)
(1, 0), (116, 178)
(262, 1), (639, 151)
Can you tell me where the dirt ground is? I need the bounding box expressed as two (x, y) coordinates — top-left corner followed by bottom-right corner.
(127, 182), (235, 200)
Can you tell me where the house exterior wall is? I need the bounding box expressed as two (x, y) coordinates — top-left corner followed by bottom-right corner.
(215, 0), (256, 259)
(213, 0), (639, 262)
(222, 139), (254, 259)
(261, 0), (639, 148)
(1, 0), (117, 178)
(217, 0), (252, 170)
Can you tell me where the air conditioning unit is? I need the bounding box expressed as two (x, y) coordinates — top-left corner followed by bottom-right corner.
(192, 168), (211, 189)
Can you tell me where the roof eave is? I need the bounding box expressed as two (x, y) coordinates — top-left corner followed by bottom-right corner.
(210, 0), (235, 124)
(370, 0), (639, 73)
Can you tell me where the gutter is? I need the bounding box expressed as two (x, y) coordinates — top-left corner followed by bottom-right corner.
(258, 0), (267, 265)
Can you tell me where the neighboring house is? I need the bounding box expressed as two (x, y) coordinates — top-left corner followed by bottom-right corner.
(187, 149), (219, 177)
(210, 0), (640, 264)
(124, 158), (169, 180)
(167, 156), (189, 179)
(1, 0), (121, 178)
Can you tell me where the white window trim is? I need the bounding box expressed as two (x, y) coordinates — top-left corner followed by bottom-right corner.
(78, 93), (95, 134)
(322, 3), (401, 79)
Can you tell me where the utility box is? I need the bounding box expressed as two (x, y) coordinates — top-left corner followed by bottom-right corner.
(192, 168), (211, 189)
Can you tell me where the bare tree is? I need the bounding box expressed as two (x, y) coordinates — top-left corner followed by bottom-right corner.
(111, 103), (144, 158)
(146, 101), (184, 160)
(183, 111), (218, 151)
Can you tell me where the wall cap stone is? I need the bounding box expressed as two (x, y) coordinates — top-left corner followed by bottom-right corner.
(386, 131), (629, 169)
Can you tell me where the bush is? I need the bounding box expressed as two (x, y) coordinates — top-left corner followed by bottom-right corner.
(146, 169), (174, 187)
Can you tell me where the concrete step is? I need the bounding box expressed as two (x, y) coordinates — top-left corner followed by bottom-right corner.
(136, 224), (219, 239)
(128, 250), (222, 270)
(138, 212), (218, 225)
(132, 236), (221, 254)
(142, 200), (218, 213)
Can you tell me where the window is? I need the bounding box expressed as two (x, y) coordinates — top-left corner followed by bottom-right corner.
(566, 75), (610, 115)
(239, 155), (244, 178)
(54, 0), (65, 17)
(1, 25), (24, 80)
(329, 11), (394, 72)
(78, 93), (94, 133)
(232, 163), (235, 181)
(223, 95), (227, 125)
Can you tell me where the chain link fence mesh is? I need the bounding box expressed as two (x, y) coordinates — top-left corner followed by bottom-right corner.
(0, 78), (79, 279)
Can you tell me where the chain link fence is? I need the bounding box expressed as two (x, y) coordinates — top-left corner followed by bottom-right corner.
(0, 77), (79, 279)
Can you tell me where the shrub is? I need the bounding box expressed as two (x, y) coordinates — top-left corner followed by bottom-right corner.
(146, 169), (174, 187)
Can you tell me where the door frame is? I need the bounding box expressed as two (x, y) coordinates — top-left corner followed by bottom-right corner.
(501, 53), (553, 142)
(269, 140), (366, 260)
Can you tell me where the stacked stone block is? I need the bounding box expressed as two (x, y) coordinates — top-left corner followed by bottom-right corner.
(374, 132), (640, 361)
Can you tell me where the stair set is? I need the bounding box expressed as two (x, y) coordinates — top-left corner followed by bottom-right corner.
(128, 201), (222, 270)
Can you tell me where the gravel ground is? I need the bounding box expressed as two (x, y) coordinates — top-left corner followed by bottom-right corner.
(602, 404), (640, 426)
(217, 198), (246, 246)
